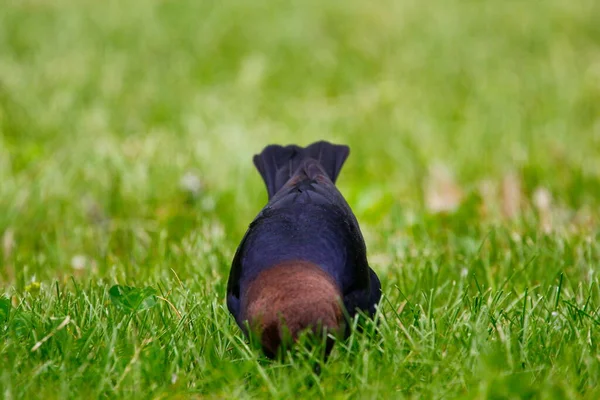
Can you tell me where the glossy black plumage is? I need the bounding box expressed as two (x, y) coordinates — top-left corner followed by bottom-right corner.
(226, 141), (381, 349)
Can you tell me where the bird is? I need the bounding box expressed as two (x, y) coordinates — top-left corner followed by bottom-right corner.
(226, 141), (381, 358)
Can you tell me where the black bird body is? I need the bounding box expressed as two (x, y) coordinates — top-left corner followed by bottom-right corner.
(226, 141), (381, 355)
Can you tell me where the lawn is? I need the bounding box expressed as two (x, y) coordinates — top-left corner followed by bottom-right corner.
(1, 0), (600, 398)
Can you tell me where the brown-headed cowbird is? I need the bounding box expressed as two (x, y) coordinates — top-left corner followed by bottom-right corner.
(226, 141), (381, 357)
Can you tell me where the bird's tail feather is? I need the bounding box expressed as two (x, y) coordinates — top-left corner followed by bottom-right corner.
(253, 141), (350, 199)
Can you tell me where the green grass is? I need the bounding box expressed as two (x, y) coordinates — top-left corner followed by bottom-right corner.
(1, 0), (600, 398)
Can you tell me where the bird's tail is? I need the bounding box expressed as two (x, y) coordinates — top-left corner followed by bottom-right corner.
(242, 261), (344, 358)
(253, 141), (350, 199)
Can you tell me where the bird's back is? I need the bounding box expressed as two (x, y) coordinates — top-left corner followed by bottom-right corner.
(229, 153), (370, 298)
(239, 197), (364, 293)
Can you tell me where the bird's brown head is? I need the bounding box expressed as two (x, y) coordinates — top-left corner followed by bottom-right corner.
(241, 260), (344, 358)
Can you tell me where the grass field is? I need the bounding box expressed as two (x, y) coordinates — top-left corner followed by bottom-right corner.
(1, 0), (600, 398)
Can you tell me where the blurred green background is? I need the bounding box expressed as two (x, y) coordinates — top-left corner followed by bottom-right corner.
(1, 0), (599, 278)
(1, 0), (600, 397)
(2, 0), (598, 283)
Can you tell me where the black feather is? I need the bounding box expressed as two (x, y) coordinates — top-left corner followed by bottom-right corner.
(253, 141), (350, 199)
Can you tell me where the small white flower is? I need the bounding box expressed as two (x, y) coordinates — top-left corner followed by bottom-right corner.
(533, 187), (552, 211)
(179, 172), (203, 196)
(71, 255), (86, 270)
